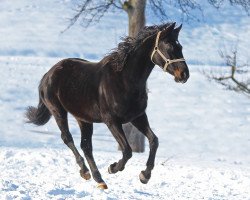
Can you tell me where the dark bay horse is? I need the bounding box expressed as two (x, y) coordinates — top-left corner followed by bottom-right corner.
(25, 22), (189, 189)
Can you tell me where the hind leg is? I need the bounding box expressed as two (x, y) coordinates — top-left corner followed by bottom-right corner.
(47, 102), (90, 180)
(77, 120), (107, 189)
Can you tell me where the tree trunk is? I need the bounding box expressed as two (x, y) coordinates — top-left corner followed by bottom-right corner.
(126, 0), (146, 37)
(120, 0), (146, 153)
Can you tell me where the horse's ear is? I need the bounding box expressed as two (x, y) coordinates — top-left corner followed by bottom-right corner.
(160, 22), (176, 39)
(172, 24), (182, 40)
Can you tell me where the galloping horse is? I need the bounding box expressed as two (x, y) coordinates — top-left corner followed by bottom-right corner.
(26, 22), (189, 189)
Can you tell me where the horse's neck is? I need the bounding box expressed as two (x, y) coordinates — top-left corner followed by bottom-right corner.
(122, 45), (154, 87)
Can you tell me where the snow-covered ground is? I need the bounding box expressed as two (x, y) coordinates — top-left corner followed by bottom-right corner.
(0, 0), (250, 199)
(1, 147), (250, 199)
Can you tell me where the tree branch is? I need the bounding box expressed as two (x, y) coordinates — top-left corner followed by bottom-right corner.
(148, 0), (168, 20)
(208, 0), (250, 14)
(63, 0), (119, 32)
(148, 0), (204, 22)
(66, 0), (250, 31)
(204, 46), (250, 97)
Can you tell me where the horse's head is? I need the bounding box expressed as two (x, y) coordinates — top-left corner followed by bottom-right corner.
(151, 23), (189, 83)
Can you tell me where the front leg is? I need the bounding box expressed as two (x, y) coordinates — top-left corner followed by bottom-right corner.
(131, 113), (159, 184)
(106, 121), (132, 174)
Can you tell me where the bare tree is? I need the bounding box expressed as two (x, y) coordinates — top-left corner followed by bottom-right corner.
(67, 0), (250, 30)
(67, 0), (250, 152)
(203, 47), (250, 97)
(208, 0), (250, 13)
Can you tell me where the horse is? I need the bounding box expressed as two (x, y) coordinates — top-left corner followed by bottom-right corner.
(25, 22), (189, 189)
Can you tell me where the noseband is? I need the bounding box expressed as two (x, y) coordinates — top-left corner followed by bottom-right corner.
(150, 31), (185, 72)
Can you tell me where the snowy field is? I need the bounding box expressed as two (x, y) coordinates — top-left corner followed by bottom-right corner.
(0, 0), (250, 199)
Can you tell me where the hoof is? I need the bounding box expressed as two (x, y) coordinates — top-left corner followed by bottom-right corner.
(139, 171), (150, 184)
(80, 170), (91, 180)
(108, 166), (113, 174)
(97, 182), (108, 190)
(108, 162), (117, 174)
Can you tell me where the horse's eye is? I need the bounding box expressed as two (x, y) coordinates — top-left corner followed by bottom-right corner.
(166, 44), (174, 52)
(162, 41), (174, 52)
(176, 41), (183, 49)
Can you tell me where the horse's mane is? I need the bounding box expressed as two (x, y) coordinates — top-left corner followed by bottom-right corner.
(102, 23), (172, 71)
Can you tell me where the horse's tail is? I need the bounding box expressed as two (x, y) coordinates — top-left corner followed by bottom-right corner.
(25, 81), (52, 127)
(25, 99), (51, 126)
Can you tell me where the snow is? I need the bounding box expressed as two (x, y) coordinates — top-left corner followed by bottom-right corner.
(1, 148), (250, 199)
(0, 0), (250, 199)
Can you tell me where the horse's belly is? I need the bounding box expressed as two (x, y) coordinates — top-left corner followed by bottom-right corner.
(60, 96), (102, 123)
(72, 106), (102, 123)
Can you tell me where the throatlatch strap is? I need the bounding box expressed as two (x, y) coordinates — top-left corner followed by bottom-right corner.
(150, 31), (162, 64)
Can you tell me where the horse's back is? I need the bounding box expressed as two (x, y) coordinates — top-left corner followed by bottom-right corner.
(40, 58), (102, 122)
(40, 58), (99, 88)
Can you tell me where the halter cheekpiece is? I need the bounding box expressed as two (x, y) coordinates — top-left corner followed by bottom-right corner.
(150, 30), (185, 72)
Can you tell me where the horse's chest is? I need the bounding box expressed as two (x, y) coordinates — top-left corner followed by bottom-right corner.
(99, 80), (148, 121)
(129, 92), (148, 108)
(111, 91), (148, 120)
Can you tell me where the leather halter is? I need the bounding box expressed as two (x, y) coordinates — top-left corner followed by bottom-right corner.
(150, 31), (185, 72)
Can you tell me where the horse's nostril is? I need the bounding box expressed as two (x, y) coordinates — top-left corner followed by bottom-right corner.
(181, 71), (186, 79)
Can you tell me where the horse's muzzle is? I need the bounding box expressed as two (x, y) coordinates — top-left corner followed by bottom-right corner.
(174, 68), (189, 83)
